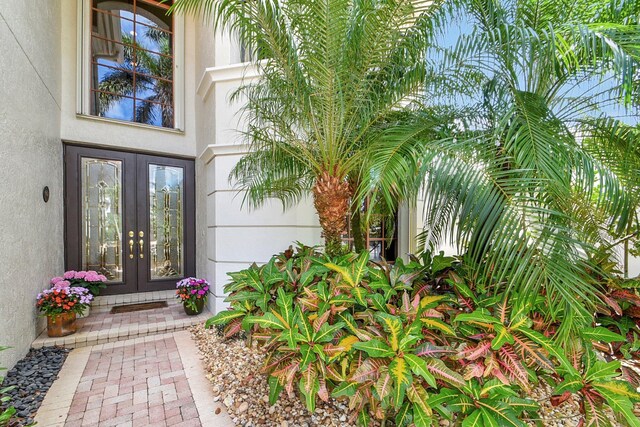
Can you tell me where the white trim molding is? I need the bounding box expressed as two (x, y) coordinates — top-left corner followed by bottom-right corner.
(196, 61), (262, 101)
(199, 143), (250, 163)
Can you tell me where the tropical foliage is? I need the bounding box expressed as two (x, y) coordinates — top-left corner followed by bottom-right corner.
(171, 0), (446, 255)
(208, 246), (640, 426)
(364, 0), (640, 341)
(168, 0), (640, 423)
(582, 119), (640, 276)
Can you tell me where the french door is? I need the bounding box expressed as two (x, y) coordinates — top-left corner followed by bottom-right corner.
(64, 145), (195, 295)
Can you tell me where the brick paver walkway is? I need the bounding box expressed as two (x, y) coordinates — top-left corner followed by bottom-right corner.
(64, 336), (201, 427)
(81, 304), (196, 333)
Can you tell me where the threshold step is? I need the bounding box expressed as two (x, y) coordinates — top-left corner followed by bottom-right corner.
(31, 298), (211, 349)
(92, 289), (176, 308)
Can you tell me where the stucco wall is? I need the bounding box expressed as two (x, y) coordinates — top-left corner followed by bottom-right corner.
(0, 0), (64, 369)
(197, 34), (324, 312)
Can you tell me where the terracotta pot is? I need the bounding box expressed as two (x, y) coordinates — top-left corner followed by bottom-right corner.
(183, 298), (205, 316)
(47, 312), (77, 337)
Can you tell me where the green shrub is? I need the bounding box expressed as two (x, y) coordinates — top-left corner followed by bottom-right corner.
(0, 347), (16, 427)
(208, 245), (640, 426)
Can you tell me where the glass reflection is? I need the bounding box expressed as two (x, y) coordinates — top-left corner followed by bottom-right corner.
(149, 165), (184, 279)
(81, 158), (123, 282)
(90, 0), (174, 128)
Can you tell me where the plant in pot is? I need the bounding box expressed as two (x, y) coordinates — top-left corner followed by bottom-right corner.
(36, 282), (93, 337)
(51, 271), (107, 318)
(176, 277), (209, 315)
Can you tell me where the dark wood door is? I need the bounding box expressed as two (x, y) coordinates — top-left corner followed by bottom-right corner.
(64, 145), (195, 295)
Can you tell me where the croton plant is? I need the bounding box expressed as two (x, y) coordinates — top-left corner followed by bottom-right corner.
(208, 245), (640, 426)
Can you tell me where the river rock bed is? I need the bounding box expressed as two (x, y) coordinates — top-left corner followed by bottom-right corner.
(190, 324), (628, 427)
(191, 324), (367, 427)
(0, 347), (69, 426)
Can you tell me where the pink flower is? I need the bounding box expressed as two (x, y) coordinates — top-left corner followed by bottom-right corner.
(87, 270), (97, 275)
(74, 271), (87, 279)
(50, 277), (64, 285)
(98, 275), (107, 281)
(85, 273), (99, 282)
(63, 271), (76, 279)
(54, 280), (71, 289)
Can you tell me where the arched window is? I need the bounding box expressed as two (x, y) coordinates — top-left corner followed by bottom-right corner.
(90, 0), (174, 128)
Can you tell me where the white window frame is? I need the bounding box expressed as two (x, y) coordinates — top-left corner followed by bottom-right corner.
(76, 0), (185, 131)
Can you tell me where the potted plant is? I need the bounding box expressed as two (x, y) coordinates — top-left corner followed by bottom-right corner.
(52, 270), (107, 296)
(36, 282), (93, 337)
(51, 271), (107, 318)
(176, 277), (210, 315)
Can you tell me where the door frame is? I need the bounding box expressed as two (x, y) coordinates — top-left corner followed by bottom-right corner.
(63, 143), (196, 295)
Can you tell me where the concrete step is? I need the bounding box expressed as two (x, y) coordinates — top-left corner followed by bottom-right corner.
(32, 291), (211, 349)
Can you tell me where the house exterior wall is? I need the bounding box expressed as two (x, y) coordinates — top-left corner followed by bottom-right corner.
(0, 0), (64, 369)
(196, 35), (323, 313)
(1, 0), (638, 372)
(59, 0), (198, 158)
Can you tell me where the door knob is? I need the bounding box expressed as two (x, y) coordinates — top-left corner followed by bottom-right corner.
(139, 239), (144, 258)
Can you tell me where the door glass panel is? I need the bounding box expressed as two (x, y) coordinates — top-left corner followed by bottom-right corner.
(81, 158), (123, 282)
(149, 164), (183, 280)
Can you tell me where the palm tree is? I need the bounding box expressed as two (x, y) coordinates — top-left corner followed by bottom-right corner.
(170, 0), (448, 256)
(366, 0), (640, 341)
(97, 28), (174, 127)
(582, 118), (640, 277)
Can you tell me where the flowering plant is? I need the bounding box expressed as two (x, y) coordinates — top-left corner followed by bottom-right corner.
(50, 270), (107, 296)
(176, 277), (210, 310)
(36, 282), (93, 316)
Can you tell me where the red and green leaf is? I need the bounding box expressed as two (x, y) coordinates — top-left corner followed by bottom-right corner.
(424, 358), (466, 388)
(404, 354), (437, 388)
(390, 357), (413, 408)
(352, 339), (395, 358)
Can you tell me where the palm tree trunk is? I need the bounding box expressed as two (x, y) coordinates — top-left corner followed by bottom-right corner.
(313, 171), (351, 257)
(348, 177), (366, 253)
(350, 204), (366, 253)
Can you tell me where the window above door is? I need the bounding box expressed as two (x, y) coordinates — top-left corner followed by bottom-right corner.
(77, 0), (185, 130)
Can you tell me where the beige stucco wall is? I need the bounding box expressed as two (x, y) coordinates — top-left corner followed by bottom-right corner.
(0, 0), (64, 369)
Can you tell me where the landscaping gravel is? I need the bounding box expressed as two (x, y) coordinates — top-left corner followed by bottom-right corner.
(1, 347), (69, 426)
(191, 324), (636, 427)
(191, 324), (370, 427)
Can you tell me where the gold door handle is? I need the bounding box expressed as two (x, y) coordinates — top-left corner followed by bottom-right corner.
(129, 239), (135, 259)
(139, 239), (144, 258)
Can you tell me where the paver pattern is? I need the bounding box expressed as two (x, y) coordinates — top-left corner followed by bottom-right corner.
(80, 303), (192, 333)
(63, 335), (201, 427)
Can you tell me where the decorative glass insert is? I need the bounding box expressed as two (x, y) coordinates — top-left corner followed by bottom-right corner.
(90, 0), (174, 128)
(149, 164), (184, 279)
(81, 158), (123, 282)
